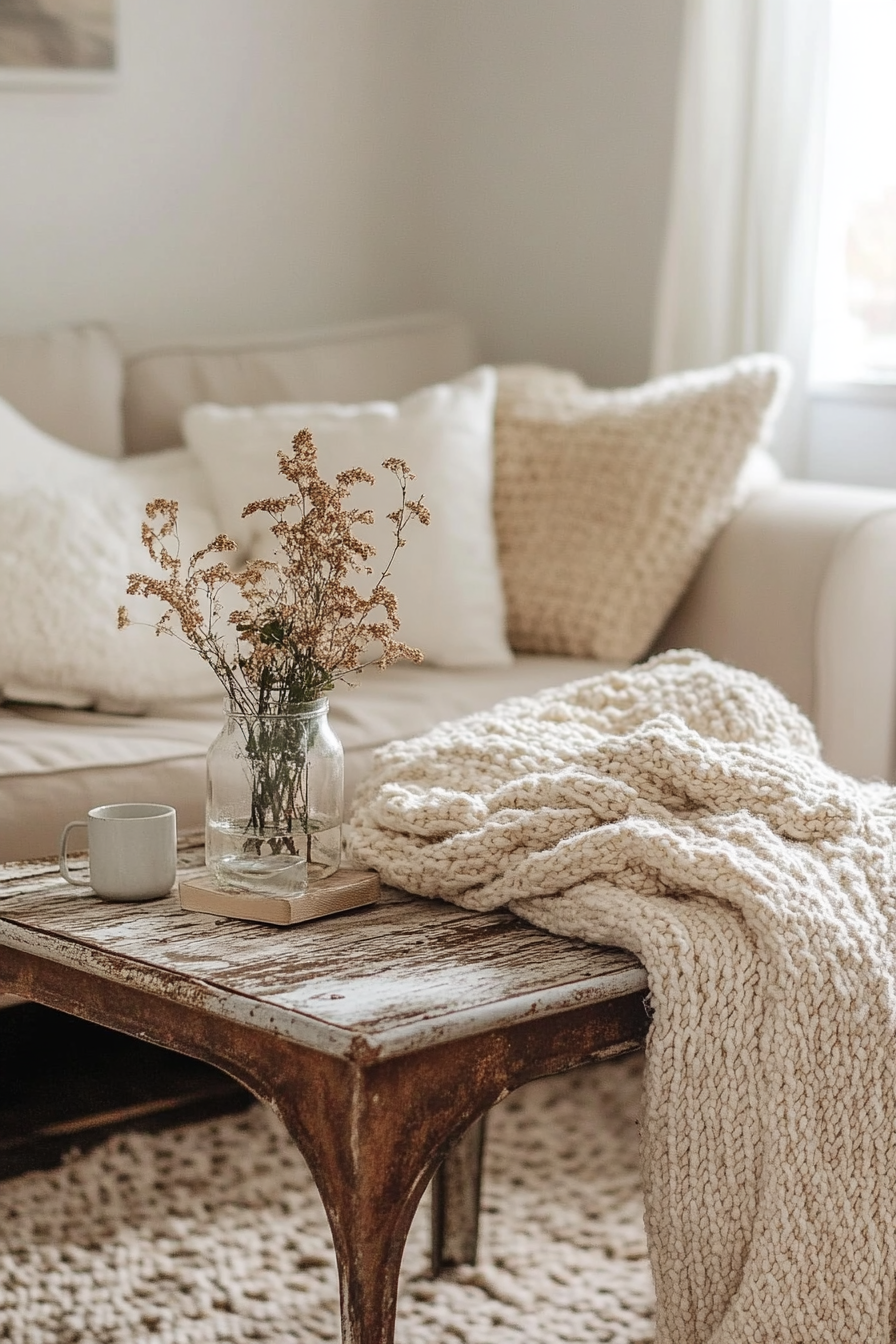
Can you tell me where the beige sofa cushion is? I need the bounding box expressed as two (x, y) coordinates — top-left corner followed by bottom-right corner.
(0, 655), (617, 863)
(0, 323), (123, 458)
(494, 358), (788, 662)
(0, 707), (218, 865)
(123, 312), (477, 455)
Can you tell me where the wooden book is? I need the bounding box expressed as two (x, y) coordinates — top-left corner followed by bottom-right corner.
(179, 868), (380, 926)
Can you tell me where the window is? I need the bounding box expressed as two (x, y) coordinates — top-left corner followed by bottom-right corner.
(812, 0), (896, 384)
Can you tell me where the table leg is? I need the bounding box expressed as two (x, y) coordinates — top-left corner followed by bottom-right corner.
(430, 1115), (486, 1275)
(0, 942), (648, 1344)
(268, 990), (647, 1344)
(270, 1047), (488, 1344)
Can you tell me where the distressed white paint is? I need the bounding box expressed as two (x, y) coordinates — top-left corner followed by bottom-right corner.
(0, 843), (646, 1061)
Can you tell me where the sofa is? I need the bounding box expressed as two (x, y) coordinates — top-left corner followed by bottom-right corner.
(2, 309), (896, 873)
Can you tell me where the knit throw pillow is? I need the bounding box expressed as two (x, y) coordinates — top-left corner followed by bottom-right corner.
(494, 356), (789, 661)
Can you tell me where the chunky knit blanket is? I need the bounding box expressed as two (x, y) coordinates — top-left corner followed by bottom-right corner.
(348, 650), (896, 1344)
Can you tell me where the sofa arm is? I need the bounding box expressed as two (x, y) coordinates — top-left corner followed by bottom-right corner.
(657, 481), (896, 782)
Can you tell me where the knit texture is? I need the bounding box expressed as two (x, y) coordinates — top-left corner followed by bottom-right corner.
(348, 649), (896, 1344)
(493, 359), (789, 661)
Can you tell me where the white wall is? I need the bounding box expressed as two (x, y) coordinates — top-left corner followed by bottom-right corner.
(0, 0), (683, 385)
(0, 0), (428, 352)
(414, 0), (684, 387)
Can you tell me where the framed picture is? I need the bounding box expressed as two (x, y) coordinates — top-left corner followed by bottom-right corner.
(0, 0), (116, 88)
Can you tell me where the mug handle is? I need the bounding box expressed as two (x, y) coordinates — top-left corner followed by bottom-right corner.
(59, 820), (91, 887)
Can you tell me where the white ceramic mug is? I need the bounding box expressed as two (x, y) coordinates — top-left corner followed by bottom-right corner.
(59, 803), (177, 901)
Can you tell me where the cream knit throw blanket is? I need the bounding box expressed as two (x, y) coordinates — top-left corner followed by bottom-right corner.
(348, 650), (896, 1344)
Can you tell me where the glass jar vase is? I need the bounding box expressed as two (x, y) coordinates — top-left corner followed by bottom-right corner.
(206, 698), (344, 895)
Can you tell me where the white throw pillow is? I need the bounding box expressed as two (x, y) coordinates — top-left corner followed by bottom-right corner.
(0, 406), (222, 709)
(182, 367), (512, 669)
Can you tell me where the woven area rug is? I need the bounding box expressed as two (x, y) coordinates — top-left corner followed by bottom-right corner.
(0, 1053), (653, 1344)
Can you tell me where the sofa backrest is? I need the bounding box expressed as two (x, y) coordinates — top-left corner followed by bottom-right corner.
(122, 311), (478, 456)
(0, 323), (123, 459)
(0, 312), (478, 459)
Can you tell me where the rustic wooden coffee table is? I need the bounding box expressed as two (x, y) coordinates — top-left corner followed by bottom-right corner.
(0, 839), (648, 1344)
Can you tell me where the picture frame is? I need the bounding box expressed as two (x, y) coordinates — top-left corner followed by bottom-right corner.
(0, 0), (117, 89)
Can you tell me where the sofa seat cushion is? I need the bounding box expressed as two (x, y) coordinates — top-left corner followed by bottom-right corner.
(0, 707), (220, 864)
(0, 655), (619, 864)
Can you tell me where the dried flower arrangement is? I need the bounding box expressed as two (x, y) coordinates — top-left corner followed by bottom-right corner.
(118, 427), (430, 707)
(118, 429), (429, 886)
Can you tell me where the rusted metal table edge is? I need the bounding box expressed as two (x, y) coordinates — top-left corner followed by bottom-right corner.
(349, 963), (649, 1057)
(0, 918), (648, 1062)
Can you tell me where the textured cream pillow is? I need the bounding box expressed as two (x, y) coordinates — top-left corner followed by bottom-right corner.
(0, 483), (220, 712)
(494, 356), (789, 661)
(0, 408), (221, 710)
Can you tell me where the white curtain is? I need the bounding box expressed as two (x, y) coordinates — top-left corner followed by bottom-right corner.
(651, 0), (831, 474)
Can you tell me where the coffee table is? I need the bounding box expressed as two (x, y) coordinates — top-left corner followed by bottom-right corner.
(0, 838), (649, 1344)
